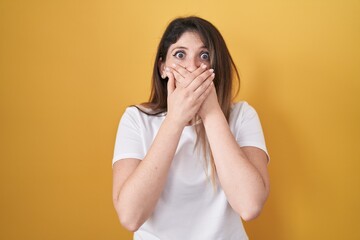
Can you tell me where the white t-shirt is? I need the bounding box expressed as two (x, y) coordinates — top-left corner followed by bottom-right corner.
(113, 101), (269, 240)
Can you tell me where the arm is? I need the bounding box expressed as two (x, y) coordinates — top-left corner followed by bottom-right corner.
(112, 65), (214, 231)
(169, 64), (270, 221)
(200, 92), (270, 221)
(113, 117), (184, 232)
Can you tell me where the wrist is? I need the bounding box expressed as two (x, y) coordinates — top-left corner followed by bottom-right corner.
(164, 114), (186, 132)
(201, 105), (222, 123)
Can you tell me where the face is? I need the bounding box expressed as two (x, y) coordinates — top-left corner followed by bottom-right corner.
(160, 31), (211, 77)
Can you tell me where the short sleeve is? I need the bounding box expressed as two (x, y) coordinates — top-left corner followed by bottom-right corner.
(112, 107), (145, 165)
(230, 102), (269, 161)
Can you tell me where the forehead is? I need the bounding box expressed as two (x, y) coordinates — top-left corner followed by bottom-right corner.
(169, 31), (206, 51)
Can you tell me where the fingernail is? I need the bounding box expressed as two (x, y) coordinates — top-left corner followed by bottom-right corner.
(209, 69), (214, 72)
(202, 64), (207, 69)
(165, 67), (170, 72)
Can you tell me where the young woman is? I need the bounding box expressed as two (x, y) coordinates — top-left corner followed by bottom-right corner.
(112, 16), (270, 240)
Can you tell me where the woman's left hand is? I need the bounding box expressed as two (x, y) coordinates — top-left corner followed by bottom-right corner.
(169, 64), (221, 120)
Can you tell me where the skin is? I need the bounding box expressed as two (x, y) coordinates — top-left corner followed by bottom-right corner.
(112, 31), (270, 232)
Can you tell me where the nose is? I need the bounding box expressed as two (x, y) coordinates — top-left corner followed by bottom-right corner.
(185, 57), (201, 72)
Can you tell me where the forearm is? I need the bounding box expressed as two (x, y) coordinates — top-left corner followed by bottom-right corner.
(203, 110), (269, 220)
(116, 117), (183, 229)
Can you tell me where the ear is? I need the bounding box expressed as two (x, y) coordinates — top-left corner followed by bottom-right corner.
(158, 57), (166, 78)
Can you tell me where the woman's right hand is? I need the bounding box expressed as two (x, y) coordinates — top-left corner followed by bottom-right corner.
(165, 63), (215, 128)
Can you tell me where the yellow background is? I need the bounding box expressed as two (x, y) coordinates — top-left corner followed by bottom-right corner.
(1, 0), (359, 239)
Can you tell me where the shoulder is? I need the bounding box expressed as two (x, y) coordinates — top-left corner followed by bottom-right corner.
(119, 105), (153, 128)
(230, 101), (258, 121)
(120, 104), (166, 129)
(132, 104), (167, 116)
(231, 101), (252, 111)
(121, 105), (140, 120)
(122, 104), (163, 118)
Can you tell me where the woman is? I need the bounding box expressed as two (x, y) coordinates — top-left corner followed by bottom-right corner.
(112, 16), (270, 240)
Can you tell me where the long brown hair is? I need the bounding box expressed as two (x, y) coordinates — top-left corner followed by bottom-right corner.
(141, 16), (240, 187)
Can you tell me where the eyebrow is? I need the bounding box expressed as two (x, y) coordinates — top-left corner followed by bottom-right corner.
(171, 45), (208, 52)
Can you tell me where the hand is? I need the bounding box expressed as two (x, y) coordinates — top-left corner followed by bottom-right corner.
(169, 64), (221, 121)
(165, 63), (215, 128)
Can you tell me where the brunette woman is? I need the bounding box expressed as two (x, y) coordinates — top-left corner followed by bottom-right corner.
(112, 16), (270, 240)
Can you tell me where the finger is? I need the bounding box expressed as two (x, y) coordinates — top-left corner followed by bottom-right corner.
(171, 63), (191, 78)
(166, 68), (175, 94)
(183, 63), (209, 88)
(188, 69), (214, 92)
(192, 72), (215, 99)
(165, 66), (185, 87)
(172, 63), (209, 82)
(197, 81), (214, 102)
(190, 63), (209, 78)
(170, 66), (191, 87)
(170, 69), (186, 88)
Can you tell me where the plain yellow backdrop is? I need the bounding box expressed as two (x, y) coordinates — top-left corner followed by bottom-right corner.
(1, 0), (359, 239)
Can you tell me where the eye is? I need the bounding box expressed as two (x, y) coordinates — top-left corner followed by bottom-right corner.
(200, 52), (210, 60)
(173, 51), (185, 59)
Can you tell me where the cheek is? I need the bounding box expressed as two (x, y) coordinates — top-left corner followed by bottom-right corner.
(165, 58), (180, 67)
